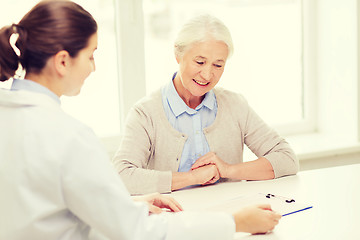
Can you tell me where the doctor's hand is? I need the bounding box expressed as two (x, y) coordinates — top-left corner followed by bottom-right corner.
(191, 152), (231, 178)
(133, 192), (183, 214)
(232, 204), (282, 234)
(190, 164), (220, 185)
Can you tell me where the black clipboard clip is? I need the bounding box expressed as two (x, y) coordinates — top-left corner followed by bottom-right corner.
(266, 193), (295, 203)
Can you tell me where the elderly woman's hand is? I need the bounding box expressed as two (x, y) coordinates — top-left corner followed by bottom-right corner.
(133, 192), (183, 214)
(191, 152), (231, 178)
(190, 164), (220, 185)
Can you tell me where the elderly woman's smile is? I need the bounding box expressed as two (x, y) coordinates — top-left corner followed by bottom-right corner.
(193, 78), (209, 86)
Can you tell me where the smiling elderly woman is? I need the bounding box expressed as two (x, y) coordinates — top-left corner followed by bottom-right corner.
(112, 14), (299, 195)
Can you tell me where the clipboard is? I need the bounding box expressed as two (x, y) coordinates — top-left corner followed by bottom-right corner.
(205, 193), (313, 216)
(262, 193), (313, 216)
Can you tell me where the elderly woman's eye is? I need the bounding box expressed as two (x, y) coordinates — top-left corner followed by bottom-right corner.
(214, 64), (222, 68)
(196, 61), (204, 65)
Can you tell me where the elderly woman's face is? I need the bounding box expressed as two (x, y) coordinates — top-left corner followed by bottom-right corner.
(176, 40), (228, 98)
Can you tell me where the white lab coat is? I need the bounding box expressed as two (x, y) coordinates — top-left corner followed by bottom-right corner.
(0, 89), (235, 240)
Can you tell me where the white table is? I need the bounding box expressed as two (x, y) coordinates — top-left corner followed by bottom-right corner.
(170, 163), (360, 240)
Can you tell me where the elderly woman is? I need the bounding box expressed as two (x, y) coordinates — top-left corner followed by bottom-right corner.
(113, 14), (298, 195)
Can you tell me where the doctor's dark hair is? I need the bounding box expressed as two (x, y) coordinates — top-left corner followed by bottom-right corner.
(0, 0), (97, 82)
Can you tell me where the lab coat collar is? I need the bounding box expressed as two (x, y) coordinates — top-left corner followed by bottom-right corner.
(0, 88), (60, 108)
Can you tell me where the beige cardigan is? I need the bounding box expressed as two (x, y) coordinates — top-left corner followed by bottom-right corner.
(112, 87), (299, 194)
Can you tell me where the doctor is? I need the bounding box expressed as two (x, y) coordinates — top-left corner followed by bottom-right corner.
(0, 1), (281, 239)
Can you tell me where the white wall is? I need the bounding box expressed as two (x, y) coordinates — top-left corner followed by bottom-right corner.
(286, 0), (360, 167)
(115, 0), (146, 126)
(316, 0), (358, 142)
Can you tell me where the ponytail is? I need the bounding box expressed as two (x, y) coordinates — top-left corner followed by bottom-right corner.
(0, 24), (25, 82)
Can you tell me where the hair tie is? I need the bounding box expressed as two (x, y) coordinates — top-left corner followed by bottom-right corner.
(10, 24), (21, 57)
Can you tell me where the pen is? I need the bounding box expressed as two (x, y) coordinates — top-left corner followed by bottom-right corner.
(282, 206), (313, 217)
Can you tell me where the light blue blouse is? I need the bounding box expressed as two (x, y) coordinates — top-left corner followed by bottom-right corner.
(161, 73), (217, 172)
(11, 78), (60, 104)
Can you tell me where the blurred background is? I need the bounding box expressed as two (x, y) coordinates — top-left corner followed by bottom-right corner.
(1, 0), (359, 169)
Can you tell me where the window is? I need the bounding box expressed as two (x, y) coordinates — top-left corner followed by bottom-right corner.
(62, 0), (121, 137)
(143, 0), (309, 135)
(0, 0), (121, 137)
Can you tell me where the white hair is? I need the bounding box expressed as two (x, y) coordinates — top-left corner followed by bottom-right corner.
(174, 14), (234, 58)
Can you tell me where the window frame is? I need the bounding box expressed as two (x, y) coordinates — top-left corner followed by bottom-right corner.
(272, 0), (317, 136)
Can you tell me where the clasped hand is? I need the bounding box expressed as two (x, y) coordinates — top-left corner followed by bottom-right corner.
(190, 152), (230, 186)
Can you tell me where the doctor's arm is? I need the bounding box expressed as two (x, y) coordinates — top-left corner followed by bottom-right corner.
(64, 129), (237, 240)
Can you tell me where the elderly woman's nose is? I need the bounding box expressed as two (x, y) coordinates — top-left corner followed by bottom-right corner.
(200, 66), (213, 80)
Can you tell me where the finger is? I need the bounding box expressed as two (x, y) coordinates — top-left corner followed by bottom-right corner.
(172, 197), (184, 211)
(272, 212), (282, 220)
(204, 174), (220, 185)
(190, 164), (201, 170)
(191, 152), (215, 169)
(214, 166), (220, 178)
(191, 158), (217, 170)
(191, 160), (209, 170)
(202, 176), (216, 185)
(165, 200), (183, 212)
(208, 177), (219, 184)
(208, 169), (220, 184)
(264, 207), (282, 220)
(154, 196), (184, 212)
(257, 204), (272, 211)
(203, 180), (213, 185)
(202, 181), (213, 185)
(195, 151), (212, 161)
(192, 154), (221, 170)
(163, 197), (184, 212)
(148, 204), (162, 214)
